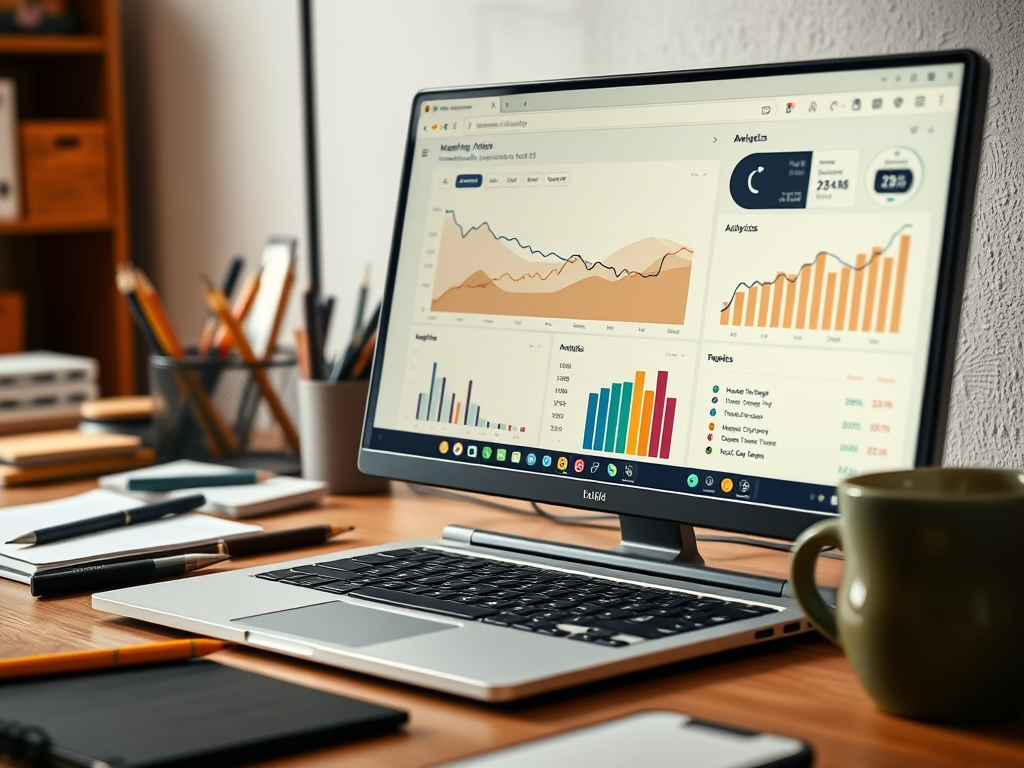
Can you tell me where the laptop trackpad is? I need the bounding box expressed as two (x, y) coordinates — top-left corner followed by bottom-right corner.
(234, 601), (456, 648)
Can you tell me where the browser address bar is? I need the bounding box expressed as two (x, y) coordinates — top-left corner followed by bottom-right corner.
(464, 99), (776, 134)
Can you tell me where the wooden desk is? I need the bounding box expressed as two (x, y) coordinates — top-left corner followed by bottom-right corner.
(2, 481), (1023, 768)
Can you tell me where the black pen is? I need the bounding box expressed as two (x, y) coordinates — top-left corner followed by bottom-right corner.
(30, 553), (229, 598)
(6, 495), (207, 546)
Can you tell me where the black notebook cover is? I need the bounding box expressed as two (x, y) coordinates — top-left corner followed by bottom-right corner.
(0, 659), (407, 767)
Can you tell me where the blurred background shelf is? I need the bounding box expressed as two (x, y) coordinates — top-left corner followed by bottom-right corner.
(0, 0), (132, 397)
(0, 34), (105, 55)
(0, 216), (112, 235)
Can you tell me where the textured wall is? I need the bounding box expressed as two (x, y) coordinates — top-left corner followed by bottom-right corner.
(570, 0), (1024, 467)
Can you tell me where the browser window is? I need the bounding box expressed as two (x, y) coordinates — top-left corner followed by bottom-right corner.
(368, 62), (966, 515)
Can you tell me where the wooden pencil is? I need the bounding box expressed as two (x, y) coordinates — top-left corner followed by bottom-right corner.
(0, 639), (231, 680)
(129, 267), (237, 456)
(212, 268), (262, 357)
(200, 277), (301, 452)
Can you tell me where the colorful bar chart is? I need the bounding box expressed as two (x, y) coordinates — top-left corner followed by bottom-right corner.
(719, 234), (911, 334)
(414, 362), (526, 432)
(582, 369), (677, 459)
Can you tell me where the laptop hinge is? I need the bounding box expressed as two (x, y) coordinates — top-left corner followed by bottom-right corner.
(442, 517), (788, 598)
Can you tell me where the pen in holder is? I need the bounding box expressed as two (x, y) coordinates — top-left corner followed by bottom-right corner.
(297, 378), (389, 494)
(149, 348), (300, 475)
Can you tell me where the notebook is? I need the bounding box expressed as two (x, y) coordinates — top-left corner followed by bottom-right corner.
(0, 488), (259, 583)
(0, 659), (407, 768)
(100, 460), (329, 518)
(0, 429), (141, 466)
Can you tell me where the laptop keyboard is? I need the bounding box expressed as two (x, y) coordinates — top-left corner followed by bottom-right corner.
(255, 547), (778, 647)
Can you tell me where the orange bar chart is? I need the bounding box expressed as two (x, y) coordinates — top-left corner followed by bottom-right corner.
(720, 234), (911, 335)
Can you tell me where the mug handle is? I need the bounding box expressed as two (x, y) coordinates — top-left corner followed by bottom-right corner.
(789, 518), (843, 647)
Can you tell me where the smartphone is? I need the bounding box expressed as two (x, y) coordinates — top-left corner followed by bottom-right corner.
(433, 711), (812, 768)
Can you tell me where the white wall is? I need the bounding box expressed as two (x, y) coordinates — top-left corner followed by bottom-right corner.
(122, 0), (1024, 467)
(121, 0), (308, 346)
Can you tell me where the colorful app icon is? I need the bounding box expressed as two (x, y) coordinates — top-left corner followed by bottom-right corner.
(542, 455), (552, 467)
(606, 463), (618, 477)
(496, 448), (507, 461)
(574, 458), (585, 473)
(721, 477), (734, 493)
(511, 451), (521, 464)
(705, 446), (713, 454)
(556, 456), (569, 471)
(482, 446), (492, 460)
(467, 445), (478, 458)
(526, 453), (537, 466)
(439, 441), (449, 455)
(453, 442), (463, 456)
(687, 473), (699, 488)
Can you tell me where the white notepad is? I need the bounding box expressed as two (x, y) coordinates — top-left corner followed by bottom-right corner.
(100, 460), (328, 518)
(0, 489), (260, 583)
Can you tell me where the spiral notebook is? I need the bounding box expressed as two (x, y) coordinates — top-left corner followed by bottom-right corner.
(0, 659), (407, 768)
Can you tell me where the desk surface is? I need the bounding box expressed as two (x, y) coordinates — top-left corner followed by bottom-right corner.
(2, 480), (1023, 768)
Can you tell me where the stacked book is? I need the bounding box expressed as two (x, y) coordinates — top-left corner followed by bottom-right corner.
(0, 351), (98, 435)
(0, 429), (155, 487)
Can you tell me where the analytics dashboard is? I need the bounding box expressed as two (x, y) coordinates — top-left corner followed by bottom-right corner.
(367, 61), (967, 516)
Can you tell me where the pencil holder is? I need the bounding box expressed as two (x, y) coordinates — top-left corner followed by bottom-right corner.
(148, 348), (301, 475)
(297, 378), (389, 494)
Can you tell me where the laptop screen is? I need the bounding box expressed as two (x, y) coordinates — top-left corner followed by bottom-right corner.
(361, 54), (980, 531)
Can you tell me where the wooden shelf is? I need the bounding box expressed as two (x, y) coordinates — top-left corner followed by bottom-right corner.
(0, 216), (112, 235)
(0, 34), (105, 55)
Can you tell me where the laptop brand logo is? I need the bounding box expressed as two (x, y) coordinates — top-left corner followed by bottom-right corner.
(583, 489), (606, 502)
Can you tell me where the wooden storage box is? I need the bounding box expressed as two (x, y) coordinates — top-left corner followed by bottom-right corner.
(20, 121), (109, 219)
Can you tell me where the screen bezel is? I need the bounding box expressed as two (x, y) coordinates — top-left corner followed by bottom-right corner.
(358, 50), (988, 541)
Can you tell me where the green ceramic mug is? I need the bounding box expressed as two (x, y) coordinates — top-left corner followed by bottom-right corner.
(790, 467), (1024, 722)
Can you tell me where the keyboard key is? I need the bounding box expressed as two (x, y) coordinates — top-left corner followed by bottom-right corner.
(351, 554), (398, 564)
(349, 587), (497, 620)
(463, 585), (498, 596)
(316, 559), (371, 572)
(535, 626), (569, 637)
(290, 564), (356, 579)
(413, 575), (449, 586)
(381, 548), (420, 558)
(278, 575), (338, 587)
(256, 568), (303, 580)
(315, 583), (360, 594)
(592, 608), (632, 621)
(482, 613), (528, 627)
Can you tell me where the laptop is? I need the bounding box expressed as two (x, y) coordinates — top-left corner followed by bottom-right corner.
(94, 51), (987, 702)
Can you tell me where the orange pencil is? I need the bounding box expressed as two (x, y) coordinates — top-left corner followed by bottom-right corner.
(294, 327), (312, 379)
(201, 277), (301, 452)
(0, 639), (231, 681)
(348, 331), (377, 379)
(212, 268), (263, 357)
(131, 266), (237, 456)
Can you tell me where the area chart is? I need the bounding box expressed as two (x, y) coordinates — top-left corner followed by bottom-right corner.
(432, 210), (693, 325)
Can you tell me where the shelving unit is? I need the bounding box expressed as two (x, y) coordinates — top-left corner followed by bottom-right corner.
(0, 0), (133, 396)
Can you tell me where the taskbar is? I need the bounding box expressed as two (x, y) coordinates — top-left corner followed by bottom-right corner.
(367, 428), (840, 515)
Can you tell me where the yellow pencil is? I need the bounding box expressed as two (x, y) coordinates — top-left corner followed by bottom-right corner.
(131, 267), (238, 456)
(211, 268), (263, 357)
(200, 277), (301, 453)
(0, 639), (231, 681)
